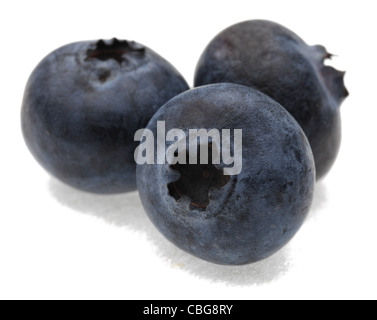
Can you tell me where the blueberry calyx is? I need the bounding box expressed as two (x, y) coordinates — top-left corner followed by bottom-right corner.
(310, 45), (349, 105)
(168, 146), (230, 211)
(86, 38), (145, 64)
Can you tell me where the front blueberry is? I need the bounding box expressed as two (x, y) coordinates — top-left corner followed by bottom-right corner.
(137, 84), (315, 265)
(21, 38), (189, 194)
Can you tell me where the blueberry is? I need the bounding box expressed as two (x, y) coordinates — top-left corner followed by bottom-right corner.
(195, 20), (348, 180)
(22, 38), (189, 194)
(137, 83), (315, 265)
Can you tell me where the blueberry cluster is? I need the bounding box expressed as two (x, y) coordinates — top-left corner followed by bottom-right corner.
(21, 20), (348, 265)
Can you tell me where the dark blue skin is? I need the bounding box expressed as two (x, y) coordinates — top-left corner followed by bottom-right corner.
(137, 84), (315, 265)
(22, 38), (189, 194)
(195, 20), (349, 180)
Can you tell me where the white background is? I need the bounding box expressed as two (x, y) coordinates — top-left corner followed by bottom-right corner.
(1, 0), (376, 300)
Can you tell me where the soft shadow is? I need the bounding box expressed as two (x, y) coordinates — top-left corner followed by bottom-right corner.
(308, 182), (328, 220)
(158, 246), (290, 286)
(49, 178), (291, 286)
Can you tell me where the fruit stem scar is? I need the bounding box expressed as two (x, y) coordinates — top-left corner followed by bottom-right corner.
(168, 147), (230, 211)
(85, 38), (145, 64)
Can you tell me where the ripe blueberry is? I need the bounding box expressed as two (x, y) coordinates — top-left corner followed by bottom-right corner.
(195, 20), (348, 180)
(22, 38), (189, 194)
(137, 84), (315, 265)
